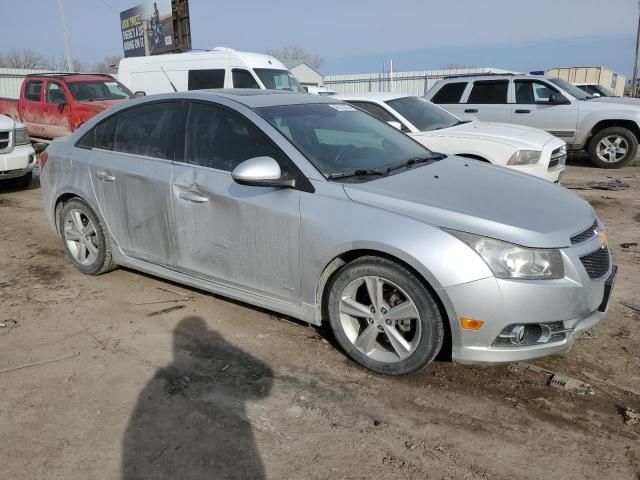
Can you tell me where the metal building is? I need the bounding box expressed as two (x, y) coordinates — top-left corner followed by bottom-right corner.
(546, 66), (626, 97)
(324, 67), (516, 96)
(0, 68), (49, 99)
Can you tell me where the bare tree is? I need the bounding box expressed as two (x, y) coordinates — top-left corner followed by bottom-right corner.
(92, 55), (122, 74)
(265, 46), (323, 69)
(0, 49), (50, 69)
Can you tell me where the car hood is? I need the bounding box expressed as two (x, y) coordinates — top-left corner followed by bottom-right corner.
(0, 114), (16, 130)
(343, 156), (594, 248)
(587, 96), (640, 106)
(415, 121), (554, 149)
(77, 99), (126, 111)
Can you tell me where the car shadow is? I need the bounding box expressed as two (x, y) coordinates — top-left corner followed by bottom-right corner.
(0, 168), (40, 193)
(121, 316), (273, 480)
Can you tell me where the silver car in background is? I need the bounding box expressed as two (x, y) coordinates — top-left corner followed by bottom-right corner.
(40, 90), (616, 375)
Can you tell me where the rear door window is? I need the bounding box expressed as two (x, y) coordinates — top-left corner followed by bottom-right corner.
(467, 80), (509, 104)
(431, 82), (467, 104)
(24, 80), (43, 102)
(114, 102), (180, 159)
(232, 69), (260, 89)
(188, 69), (225, 90)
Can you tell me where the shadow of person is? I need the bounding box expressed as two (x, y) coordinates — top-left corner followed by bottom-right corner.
(122, 316), (273, 480)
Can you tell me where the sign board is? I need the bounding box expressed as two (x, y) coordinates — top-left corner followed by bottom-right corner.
(120, 0), (187, 58)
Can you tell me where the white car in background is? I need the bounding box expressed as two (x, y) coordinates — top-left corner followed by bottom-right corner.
(0, 114), (35, 189)
(336, 93), (566, 182)
(306, 86), (337, 96)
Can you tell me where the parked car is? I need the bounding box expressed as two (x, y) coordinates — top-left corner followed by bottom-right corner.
(0, 114), (35, 188)
(575, 83), (615, 98)
(0, 73), (133, 142)
(425, 73), (640, 168)
(41, 90), (615, 375)
(117, 47), (305, 95)
(336, 93), (566, 182)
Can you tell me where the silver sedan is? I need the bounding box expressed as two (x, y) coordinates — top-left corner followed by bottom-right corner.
(40, 90), (616, 375)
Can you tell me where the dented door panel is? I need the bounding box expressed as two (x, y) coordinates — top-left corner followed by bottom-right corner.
(172, 163), (301, 303)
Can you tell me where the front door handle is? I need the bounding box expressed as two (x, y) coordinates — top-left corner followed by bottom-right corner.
(515, 109), (531, 114)
(95, 171), (115, 182)
(178, 191), (209, 203)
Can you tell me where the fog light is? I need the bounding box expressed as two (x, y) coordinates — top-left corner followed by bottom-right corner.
(460, 317), (484, 330)
(511, 325), (526, 345)
(493, 321), (573, 347)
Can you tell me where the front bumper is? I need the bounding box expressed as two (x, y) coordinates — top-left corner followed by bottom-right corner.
(445, 235), (615, 364)
(508, 138), (566, 183)
(0, 144), (36, 180)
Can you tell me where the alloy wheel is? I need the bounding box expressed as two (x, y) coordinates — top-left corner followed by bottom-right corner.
(338, 275), (421, 363)
(596, 135), (628, 163)
(63, 209), (99, 266)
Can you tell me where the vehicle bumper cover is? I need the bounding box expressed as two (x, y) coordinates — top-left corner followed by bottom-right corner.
(0, 144), (36, 179)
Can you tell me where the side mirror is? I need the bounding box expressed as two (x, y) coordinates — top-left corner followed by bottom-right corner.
(549, 93), (569, 105)
(134, 91), (146, 97)
(231, 156), (296, 188)
(387, 121), (403, 130)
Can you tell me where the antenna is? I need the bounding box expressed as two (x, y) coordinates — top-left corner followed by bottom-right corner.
(160, 66), (178, 93)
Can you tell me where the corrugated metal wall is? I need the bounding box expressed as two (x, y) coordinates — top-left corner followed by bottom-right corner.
(0, 68), (49, 99)
(324, 67), (515, 96)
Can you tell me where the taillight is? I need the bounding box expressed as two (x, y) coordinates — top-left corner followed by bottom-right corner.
(39, 151), (49, 169)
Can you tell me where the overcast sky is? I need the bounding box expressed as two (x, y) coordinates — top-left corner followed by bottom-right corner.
(1, 0), (637, 76)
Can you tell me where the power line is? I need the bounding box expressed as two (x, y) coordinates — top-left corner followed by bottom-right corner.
(96, 0), (118, 13)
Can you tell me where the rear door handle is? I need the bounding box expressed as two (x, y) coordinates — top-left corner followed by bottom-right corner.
(515, 109), (531, 114)
(464, 108), (478, 113)
(95, 171), (115, 182)
(178, 191), (209, 203)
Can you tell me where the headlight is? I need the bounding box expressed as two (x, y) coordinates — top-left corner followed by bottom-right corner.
(14, 128), (30, 145)
(447, 230), (564, 280)
(507, 150), (541, 166)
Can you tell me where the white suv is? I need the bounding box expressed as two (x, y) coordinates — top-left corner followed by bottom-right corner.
(425, 74), (640, 168)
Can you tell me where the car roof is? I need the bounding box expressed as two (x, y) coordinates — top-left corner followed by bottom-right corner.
(25, 73), (115, 82)
(177, 89), (340, 108)
(334, 92), (408, 102)
(440, 74), (554, 82)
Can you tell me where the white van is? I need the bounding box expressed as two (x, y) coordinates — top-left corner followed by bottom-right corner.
(117, 47), (305, 95)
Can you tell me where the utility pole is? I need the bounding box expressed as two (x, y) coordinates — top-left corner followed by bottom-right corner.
(632, 1), (640, 97)
(58, 0), (73, 72)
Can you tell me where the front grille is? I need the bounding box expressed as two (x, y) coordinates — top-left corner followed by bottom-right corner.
(580, 246), (610, 280)
(0, 130), (11, 152)
(548, 146), (567, 171)
(571, 220), (598, 245)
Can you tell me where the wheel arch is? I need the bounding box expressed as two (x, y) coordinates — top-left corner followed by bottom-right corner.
(584, 119), (640, 149)
(53, 191), (84, 236)
(315, 247), (454, 360)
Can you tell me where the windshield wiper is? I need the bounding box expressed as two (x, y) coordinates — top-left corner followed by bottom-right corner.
(454, 120), (471, 125)
(327, 168), (387, 180)
(384, 154), (445, 174)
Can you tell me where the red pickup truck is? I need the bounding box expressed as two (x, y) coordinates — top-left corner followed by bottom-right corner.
(0, 73), (134, 142)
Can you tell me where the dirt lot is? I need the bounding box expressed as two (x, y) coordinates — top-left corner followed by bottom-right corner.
(1, 156), (639, 480)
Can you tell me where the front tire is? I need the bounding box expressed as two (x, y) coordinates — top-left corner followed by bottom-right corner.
(327, 256), (444, 375)
(588, 127), (637, 168)
(59, 199), (116, 275)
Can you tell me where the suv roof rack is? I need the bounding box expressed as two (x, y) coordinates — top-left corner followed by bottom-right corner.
(442, 72), (518, 79)
(25, 72), (114, 79)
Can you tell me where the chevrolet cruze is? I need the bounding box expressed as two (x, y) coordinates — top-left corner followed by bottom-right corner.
(40, 90), (616, 375)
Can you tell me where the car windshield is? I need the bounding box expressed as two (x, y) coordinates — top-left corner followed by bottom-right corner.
(548, 78), (591, 100)
(253, 69), (305, 93)
(67, 80), (134, 101)
(385, 96), (460, 131)
(257, 103), (438, 180)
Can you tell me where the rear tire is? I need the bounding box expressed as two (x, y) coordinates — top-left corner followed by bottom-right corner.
(588, 127), (637, 168)
(59, 199), (116, 275)
(327, 256), (444, 375)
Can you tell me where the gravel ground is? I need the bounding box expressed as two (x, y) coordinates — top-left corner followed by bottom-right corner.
(0, 156), (639, 480)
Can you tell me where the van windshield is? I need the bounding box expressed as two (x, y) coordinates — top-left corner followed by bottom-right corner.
(254, 69), (305, 93)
